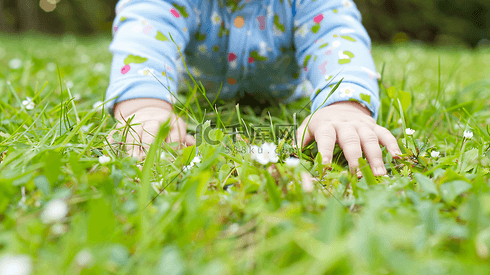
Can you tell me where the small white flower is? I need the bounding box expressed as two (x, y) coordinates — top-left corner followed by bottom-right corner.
(160, 151), (167, 160)
(46, 62), (57, 72)
(211, 11), (222, 25)
(80, 54), (90, 64)
(75, 249), (94, 268)
(73, 94), (81, 101)
(99, 155), (111, 164)
(191, 156), (201, 164)
(41, 199), (69, 224)
(92, 101), (104, 112)
(397, 118), (403, 125)
(285, 157), (300, 167)
(151, 181), (163, 193)
(66, 81), (74, 89)
(93, 63), (105, 72)
(251, 142), (279, 165)
(21, 97), (35, 110)
(431, 151), (440, 158)
(51, 223), (67, 236)
(182, 164), (194, 172)
(405, 128), (415, 135)
(0, 254), (32, 275)
(9, 58), (22, 69)
(464, 130), (473, 139)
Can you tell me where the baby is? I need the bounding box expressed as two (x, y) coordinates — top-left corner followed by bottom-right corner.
(106, 0), (401, 176)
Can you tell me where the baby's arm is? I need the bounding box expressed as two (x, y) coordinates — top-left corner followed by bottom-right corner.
(293, 0), (401, 175)
(107, 0), (199, 157)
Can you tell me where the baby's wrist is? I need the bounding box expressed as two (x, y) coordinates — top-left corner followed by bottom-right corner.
(329, 101), (371, 116)
(114, 98), (173, 120)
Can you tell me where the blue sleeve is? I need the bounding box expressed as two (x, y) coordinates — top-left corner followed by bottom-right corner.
(293, 0), (381, 119)
(106, 0), (199, 114)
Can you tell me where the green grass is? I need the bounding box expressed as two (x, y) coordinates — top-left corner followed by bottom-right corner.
(2, 33), (490, 274)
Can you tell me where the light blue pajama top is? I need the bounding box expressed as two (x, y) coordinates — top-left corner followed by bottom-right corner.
(107, 0), (381, 118)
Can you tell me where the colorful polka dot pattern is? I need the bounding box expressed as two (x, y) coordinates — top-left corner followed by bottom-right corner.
(107, 0), (381, 118)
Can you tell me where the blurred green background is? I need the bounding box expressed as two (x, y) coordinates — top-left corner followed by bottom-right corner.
(0, 0), (489, 48)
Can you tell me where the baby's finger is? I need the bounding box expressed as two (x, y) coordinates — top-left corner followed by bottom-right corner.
(374, 126), (402, 159)
(165, 118), (187, 148)
(296, 116), (313, 149)
(125, 125), (143, 159)
(357, 127), (385, 176)
(313, 125), (336, 165)
(184, 134), (196, 147)
(139, 120), (161, 157)
(336, 125), (362, 173)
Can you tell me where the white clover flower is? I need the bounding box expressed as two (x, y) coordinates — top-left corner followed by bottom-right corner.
(0, 254), (32, 275)
(99, 155), (111, 164)
(93, 63), (105, 72)
(191, 156), (201, 164)
(73, 94), (81, 101)
(211, 11), (222, 25)
(251, 142), (279, 165)
(40, 199), (68, 224)
(9, 58), (22, 69)
(21, 97), (35, 110)
(431, 151), (440, 158)
(405, 128), (415, 135)
(285, 157), (300, 167)
(92, 101), (104, 112)
(46, 62), (57, 72)
(75, 249), (94, 268)
(65, 81), (74, 89)
(464, 130), (473, 139)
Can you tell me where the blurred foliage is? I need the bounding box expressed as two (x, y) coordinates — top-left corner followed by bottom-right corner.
(355, 0), (490, 47)
(0, 0), (489, 46)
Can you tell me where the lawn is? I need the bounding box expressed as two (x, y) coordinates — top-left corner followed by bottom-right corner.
(1, 33), (490, 274)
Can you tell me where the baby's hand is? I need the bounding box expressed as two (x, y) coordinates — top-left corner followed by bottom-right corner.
(296, 101), (401, 176)
(111, 98), (195, 159)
